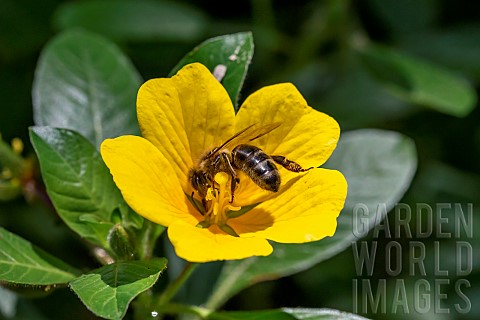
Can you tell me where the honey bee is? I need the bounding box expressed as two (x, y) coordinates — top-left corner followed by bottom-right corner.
(189, 123), (313, 208)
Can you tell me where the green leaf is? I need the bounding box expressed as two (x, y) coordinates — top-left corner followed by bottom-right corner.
(399, 25), (480, 81)
(170, 32), (254, 108)
(282, 308), (370, 320)
(208, 310), (293, 320)
(364, 0), (438, 34)
(32, 29), (141, 149)
(53, 0), (207, 42)
(70, 258), (167, 320)
(208, 308), (370, 320)
(207, 129), (417, 308)
(358, 44), (477, 117)
(29, 126), (130, 248)
(314, 65), (414, 129)
(0, 227), (79, 285)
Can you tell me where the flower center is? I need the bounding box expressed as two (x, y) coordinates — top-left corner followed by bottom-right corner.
(196, 172), (242, 236)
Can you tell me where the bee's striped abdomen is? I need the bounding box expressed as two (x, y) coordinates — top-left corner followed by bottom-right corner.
(232, 144), (280, 192)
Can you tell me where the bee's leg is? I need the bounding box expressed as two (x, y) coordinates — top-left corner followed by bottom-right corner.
(229, 176), (241, 203)
(220, 152), (238, 203)
(190, 192), (206, 215)
(230, 177), (236, 202)
(271, 155), (314, 172)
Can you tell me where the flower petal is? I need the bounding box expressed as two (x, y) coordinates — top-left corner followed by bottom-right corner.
(168, 220), (273, 262)
(100, 136), (201, 227)
(236, 83), (340, 168)
(136, 63), (236, 191)
(232, 83), (341, 205)
(230, 168), (347, 243)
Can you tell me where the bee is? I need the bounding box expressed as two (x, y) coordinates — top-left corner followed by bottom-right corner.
(189, 123), (313, 209)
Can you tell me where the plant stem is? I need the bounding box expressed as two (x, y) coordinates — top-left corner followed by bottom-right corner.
(159, 303), (212, 319)
(157, 262), (198, 307)
(137, 221), (165, 260)
(205, 258), (255, 310)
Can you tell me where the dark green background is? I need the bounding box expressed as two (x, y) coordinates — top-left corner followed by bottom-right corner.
(1, 0), (479, 319)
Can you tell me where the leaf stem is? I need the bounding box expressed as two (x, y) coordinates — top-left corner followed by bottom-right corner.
(157, 262), (198, 307)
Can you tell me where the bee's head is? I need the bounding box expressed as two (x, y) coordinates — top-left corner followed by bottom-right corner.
(188, 168), (209, 199)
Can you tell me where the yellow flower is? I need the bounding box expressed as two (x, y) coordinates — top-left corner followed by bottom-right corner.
(100, 63), (347, 262)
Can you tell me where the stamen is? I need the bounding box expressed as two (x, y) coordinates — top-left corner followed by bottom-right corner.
(196, 172), (242, 236)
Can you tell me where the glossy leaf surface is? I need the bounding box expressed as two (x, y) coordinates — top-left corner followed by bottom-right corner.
(0, 227), (79, 285)
(207, 129), (417, 308)
(33, 30), (141, 149)
(29, 127), (134, 248)
(170, 32), (254, 108)
(70, 258), (167, 320)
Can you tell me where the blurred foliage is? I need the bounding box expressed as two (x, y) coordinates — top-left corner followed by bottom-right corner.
(0, 0), (479, 319)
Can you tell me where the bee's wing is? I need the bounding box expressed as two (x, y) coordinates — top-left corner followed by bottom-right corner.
(219, 122), (281, 152)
